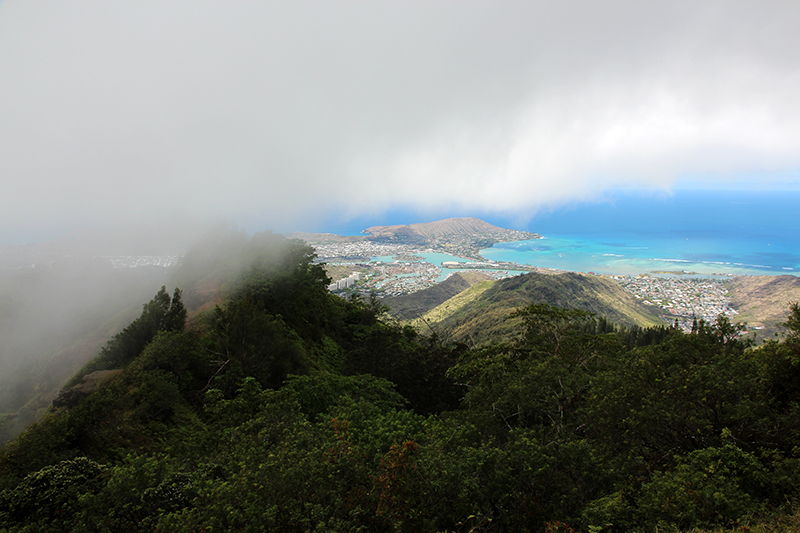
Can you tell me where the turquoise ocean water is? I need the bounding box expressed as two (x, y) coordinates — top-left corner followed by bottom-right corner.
(373, 252), (529, 281)
(323, 189), (800, 277)
(481, 189), (800, 276)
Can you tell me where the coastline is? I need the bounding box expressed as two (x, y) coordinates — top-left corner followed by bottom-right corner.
(313, 231), (800, 337)
(480, 234), (800, 278)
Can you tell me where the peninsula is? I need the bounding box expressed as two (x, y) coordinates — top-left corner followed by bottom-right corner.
(289, 216), (540, 260)
(292, 217), (547, 297)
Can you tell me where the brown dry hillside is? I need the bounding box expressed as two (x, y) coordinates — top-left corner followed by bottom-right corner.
(728, 275), (800, 337)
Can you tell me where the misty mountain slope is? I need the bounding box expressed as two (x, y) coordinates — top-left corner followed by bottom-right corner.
(429, 271), (665, 345)
(0, 228), (329, 445)
(0, 233), (462, 471)
(169, 228), (331, 318)
(382, 271), (493, 320)
(0, 302), (155, 443)
(0, 260), (173, 444)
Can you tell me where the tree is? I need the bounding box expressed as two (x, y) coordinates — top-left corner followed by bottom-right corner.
(0, 457), (106, 529)
(68, 286), (187, 383)
(448, 303), (620, 435)
(782, 302), (800, 359)
(163, 288), (187, 333)
(207, 296), (310, 393)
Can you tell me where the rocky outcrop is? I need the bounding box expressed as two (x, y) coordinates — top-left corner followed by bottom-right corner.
(52, 369), (123, 409)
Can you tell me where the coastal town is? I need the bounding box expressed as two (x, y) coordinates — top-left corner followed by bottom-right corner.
(611, 274), (737, 329)
(306, 228), (540, 296)
(310, 240), (423, 262)
(321, 255), (529, 297)
(311, 235), (740, 327)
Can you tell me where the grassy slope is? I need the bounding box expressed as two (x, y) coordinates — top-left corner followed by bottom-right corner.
(410, 279), (496, 334)
(383, 271), (492, 321)
(427, 271), (665, 346)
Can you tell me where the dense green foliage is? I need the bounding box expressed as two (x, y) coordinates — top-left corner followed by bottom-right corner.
(3, 233), (800, 532)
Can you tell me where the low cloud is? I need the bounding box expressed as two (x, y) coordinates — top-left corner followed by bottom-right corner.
(1, 1), (798, 242)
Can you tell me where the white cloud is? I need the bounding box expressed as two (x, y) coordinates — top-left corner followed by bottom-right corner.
(0, 0), (798, 243)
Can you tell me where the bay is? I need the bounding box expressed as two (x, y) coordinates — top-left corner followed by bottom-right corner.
(482, 189), (800, 276)
(321, 188), (800, 277)
(372, 252), (528, 282)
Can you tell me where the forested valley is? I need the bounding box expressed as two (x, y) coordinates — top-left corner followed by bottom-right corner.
(3, 231), (800, 532)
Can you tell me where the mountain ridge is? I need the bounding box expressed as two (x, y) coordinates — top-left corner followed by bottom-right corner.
(382, 271), (493, 321)
(417, 271), (665, 346)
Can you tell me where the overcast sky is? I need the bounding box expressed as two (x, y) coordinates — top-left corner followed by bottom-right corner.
(1, 1), (799, 245)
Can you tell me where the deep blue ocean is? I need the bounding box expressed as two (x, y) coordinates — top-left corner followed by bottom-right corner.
(321, 189), (800, 276)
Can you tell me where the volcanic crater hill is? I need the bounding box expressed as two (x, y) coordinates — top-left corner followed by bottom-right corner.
(362, 216), (540, 242)
(404, 271), (665, 346)
(289, 217), (541, 257)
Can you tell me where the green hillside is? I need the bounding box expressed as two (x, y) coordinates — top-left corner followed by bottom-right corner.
(428, 270), (665, 345)
(383, 271), (492, 321)
(3, 232), (800, 532)
(411, 277), (496, 331)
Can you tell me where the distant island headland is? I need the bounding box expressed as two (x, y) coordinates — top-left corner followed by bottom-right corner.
(288, 216), (541, 261)
(287, 216), (544, 297)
